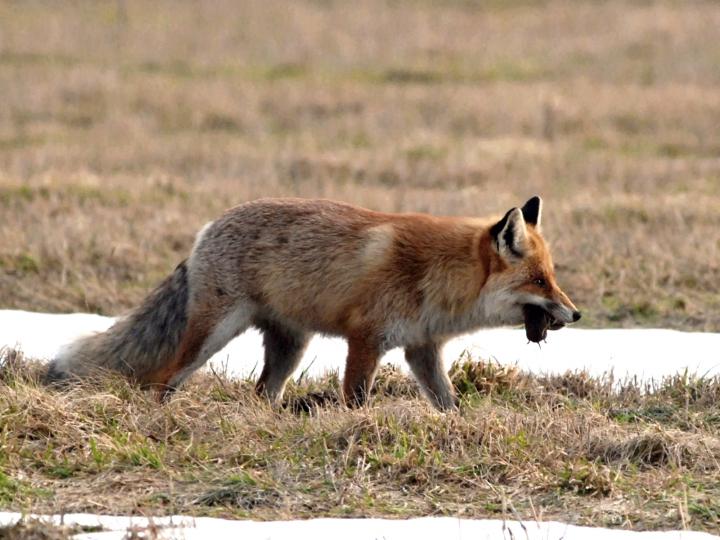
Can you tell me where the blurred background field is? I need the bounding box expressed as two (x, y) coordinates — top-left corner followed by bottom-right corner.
(0, 0), (719, 330)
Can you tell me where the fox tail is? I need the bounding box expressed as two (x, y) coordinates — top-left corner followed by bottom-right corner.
(44, 261), (192, 392)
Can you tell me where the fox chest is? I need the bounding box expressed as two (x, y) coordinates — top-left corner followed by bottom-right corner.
(378, 290), (522, 350)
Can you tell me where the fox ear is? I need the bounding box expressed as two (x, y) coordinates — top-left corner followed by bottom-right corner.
(521, 196), (542, 229)
(490, 207), (528, 260)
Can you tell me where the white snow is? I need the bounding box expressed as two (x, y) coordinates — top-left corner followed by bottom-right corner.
(0, 310), (115, 360)
(0, 513), (717, 540)
(2, 309), (720, 539)
(2, 309), (719, 384)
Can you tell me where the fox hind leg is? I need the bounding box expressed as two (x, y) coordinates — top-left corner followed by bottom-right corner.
(405, 342), (458, 411)
(159, 301), (254, 397)
(255, 318), (310, 404)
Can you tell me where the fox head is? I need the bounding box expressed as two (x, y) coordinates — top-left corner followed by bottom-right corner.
(486, 196), (581, 337)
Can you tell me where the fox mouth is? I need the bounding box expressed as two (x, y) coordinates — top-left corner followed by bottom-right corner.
(522, 304), (564, 343)
(548, 319), (565, 330)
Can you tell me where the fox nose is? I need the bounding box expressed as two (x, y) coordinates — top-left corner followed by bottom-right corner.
(572, 310), (582, 322)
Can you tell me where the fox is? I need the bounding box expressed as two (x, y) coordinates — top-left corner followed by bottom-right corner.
(45, 196), (580, 410)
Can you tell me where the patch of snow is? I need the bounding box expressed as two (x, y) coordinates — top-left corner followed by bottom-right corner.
(0, 514), (717, 540)
(0, 310), (114, 360)
(2, 310), (719, 384)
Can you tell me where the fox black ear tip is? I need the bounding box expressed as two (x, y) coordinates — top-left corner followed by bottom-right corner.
(520, 196), (543, 227)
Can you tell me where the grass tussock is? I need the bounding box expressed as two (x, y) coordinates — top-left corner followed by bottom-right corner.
(1, 349), (720, 531)
(0, 519), (72, 540)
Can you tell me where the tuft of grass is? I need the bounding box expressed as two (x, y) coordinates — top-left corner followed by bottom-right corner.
(193, 472), (281, 509)
(0, 519), (70, 540)
(450, 354), (524, 398)
(0, 518), (104, 539)
(557, 460), (617, 497)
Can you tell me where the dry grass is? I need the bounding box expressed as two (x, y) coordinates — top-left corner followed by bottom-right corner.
(0, 0), (719, 328)
(0, 519), (89, 540)
(1, 349), (720, 531)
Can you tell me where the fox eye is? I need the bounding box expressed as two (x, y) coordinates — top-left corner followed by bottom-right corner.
(533, 277), (547, 287)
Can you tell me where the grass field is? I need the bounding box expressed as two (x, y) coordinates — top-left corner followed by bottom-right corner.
(2, 352), (720, 533)
(1, 0), (720, 533)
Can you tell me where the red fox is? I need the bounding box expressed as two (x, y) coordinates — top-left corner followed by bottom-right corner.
(45, 197), (580, 410)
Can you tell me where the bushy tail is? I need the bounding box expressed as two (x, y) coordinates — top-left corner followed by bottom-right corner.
(45, 261), (191, 386)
